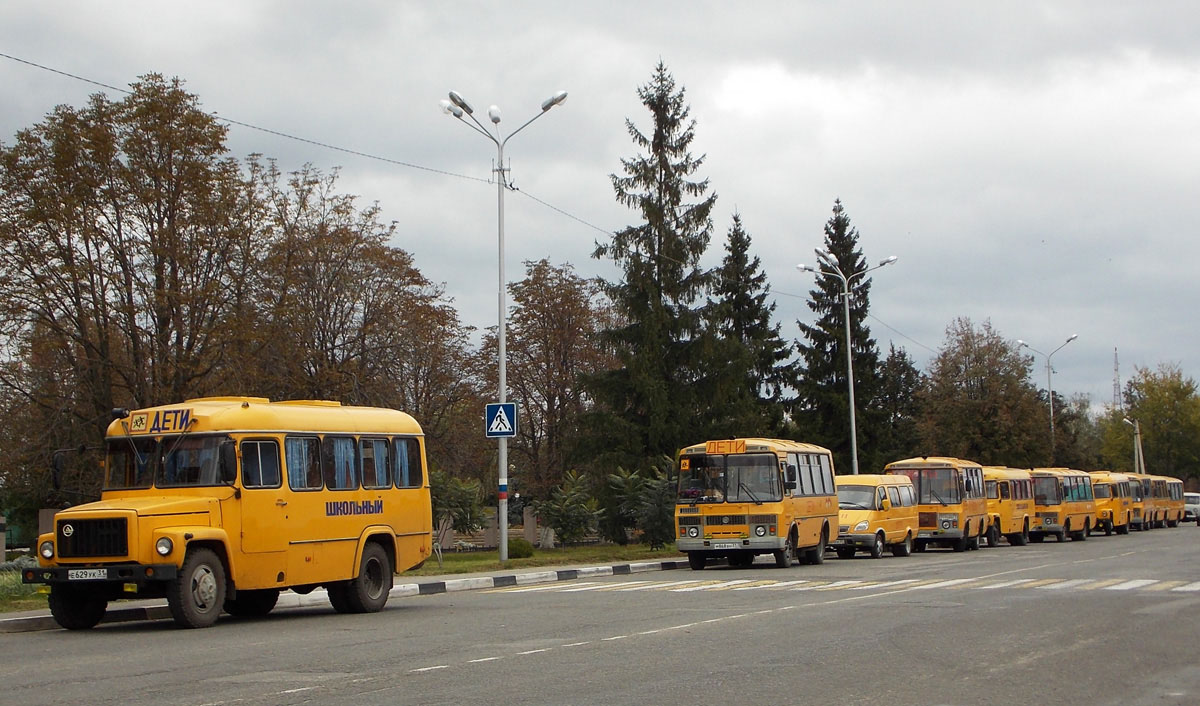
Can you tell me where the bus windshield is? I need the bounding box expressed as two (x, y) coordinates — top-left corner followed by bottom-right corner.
(1094, 484), (1112, 499)
(837, 485), (877, 510)
(892, 468), (960, 505)
(158, 435), (231, 487)
(1033, 476), (1061, 505)
(105, 437), (159, 489)
(677, 453), (781, 503)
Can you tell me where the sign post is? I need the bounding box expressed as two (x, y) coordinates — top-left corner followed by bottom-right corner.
(485, 403), (517, 559)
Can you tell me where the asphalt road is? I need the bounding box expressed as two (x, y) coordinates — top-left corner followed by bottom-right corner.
(4, 525), (1198, 706)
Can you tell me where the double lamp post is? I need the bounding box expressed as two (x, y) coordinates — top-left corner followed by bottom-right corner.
(441, 88), (567, 561)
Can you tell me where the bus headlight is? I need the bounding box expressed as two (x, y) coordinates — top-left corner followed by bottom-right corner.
(941, 520), (952, 529)
(687, 527), (699, 538)
(155, 537), (174, 556)
(853, 521), (869, 532)
(40, 541), (54, 560)
(754, 526), (766, 537)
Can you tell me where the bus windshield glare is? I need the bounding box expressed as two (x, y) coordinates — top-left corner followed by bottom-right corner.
(837, 485), (877, 510)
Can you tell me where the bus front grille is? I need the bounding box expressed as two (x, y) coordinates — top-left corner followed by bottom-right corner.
(57, 518), (129, 558)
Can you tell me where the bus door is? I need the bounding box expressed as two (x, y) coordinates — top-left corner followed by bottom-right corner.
(238, 438), (289, 554)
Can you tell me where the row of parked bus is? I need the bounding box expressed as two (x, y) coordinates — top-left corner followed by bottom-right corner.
(674, 438), (1191, 570)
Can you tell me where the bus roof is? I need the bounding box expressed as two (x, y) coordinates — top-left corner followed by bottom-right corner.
(679, 438), (832, 456)
(834, 473), (912, 487)
(106, 397), (423, 438)
(883, 456), (982, 470)
(1030, 467), (1091, 478)
(982, 466), (1032, 481)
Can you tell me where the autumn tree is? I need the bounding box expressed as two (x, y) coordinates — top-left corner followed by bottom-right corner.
(500, 259), (615, 500)
(873, 344), (924, 464)
(792, 200), (886, 474)
(917, 318), (1048, 466)
(1099, 364), (1200, 481)
(587, 61), (717, 470)
(704, 214), (792, 437)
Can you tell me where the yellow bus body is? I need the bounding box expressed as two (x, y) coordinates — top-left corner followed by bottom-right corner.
(1030, 468), (1096, 542)
(1125, 472), (1157, 530)
(675, 438), (838, 569)
(1088, 471), (1134, 536)
(883, 457), (988, 552)
(982, 467), (1034, 546)
(25, 397), (432, 629)
(1151, 475), (1185, 527)
(830, 474), (919, 559)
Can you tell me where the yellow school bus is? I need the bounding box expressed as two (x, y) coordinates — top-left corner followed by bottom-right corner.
(1030, 468), (1096, 542)
(883, 457), (987, 552)
(24, 397), (432, 629)
(1153, 475), (1186, 527)
(1088, 471), (1134, 535)
(830, 474), (918, 559)
(982, 467), (1034, 546)
(1127, 472), (1157, 529)
(675, 438), (838, 569)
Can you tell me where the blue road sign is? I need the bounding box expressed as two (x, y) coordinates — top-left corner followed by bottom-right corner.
(485, 402), (517, 438)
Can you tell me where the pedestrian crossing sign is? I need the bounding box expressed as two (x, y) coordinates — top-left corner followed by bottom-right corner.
(485, 402), (517, 438)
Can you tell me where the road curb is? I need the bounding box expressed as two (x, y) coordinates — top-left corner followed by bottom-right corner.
(0, 559), (692, 633)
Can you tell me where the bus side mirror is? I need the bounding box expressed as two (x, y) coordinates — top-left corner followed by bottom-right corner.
(220, 441), (238, 484)
(785, 481), (796, 490)
(881, 498), (892, 511)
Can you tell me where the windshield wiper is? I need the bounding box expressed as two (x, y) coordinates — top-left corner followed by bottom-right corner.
(738, 482), (762, 505)
(928, 485), (948, 506)
(839, 502), (867, 509)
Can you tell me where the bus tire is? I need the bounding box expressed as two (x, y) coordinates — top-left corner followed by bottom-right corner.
(224, 588), (280, 617)
(687, 553), (706, 570)
(985, 523), (1000, 548)
(343, 542), (393, 613)
(805, 528), (827, 565)
(168, 547), (227, 629)
(1103, 520), (1113, 536)
(867, 532), (885, 559)
(774, 533), (795, 568)
(952, 533), (968, 552)
(891, 533), (913, 557)
(1116, 520), (1129, 535)
(48, 585), (107, 630)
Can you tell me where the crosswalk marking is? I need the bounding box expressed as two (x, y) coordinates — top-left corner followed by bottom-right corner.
(482, 575), (1200, 596)
(1140, 580), (1185, 592)
(1104, 579), (1158, 591)
(973, 578), (1035, 590)
(1039, 579), (1093, 590)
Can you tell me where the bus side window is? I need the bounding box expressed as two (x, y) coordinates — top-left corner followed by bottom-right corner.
(361, 438), (391, 489)
(999, 482), (1010, 500)
(394, 438), (425, 488)
(286, 437), (322, 490)
(903, 485), (916, 506)
(322, 436), (359, 490)
(818, 455), (834, 494)
(241, 440), (281, 488)
(887, 486), (900, 507)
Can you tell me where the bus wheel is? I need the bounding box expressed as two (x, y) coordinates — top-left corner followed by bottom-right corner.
(805, 529), (828, 565)
(891, 533), (913, 557)
(344, 543), (393, 613)
(952, 533), (968, 552)
(985, 523), (1000, 548)
(48, 585), (107, 630)
(168, 547), (227, 628)
(774, 535), (795, 568)
(869, 532), (885, 559)
(687, 553), (706, 570)
(1103, 520), (1113, 536)
(224, 589), (280, 617)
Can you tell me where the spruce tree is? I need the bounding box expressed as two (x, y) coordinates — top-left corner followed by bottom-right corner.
(706, 213), (793, 436)
(586, 62), (717, 469)
(792, 199), (884, 474)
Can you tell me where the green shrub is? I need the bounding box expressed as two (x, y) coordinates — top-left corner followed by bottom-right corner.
(508, 537), (535, 559)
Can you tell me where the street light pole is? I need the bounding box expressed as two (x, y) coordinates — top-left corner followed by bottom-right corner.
(796, 254), (897, 475)
(443, 89), (567, 561)
(1123, 417), (1144, 474)
(1017, 334), (1078, 461)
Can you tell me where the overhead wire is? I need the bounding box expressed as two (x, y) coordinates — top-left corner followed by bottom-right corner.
(2, 50), (933, 354)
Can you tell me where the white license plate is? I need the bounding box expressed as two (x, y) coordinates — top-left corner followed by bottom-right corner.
(67, 569), (108, 580)
(712, 542), (738, 549)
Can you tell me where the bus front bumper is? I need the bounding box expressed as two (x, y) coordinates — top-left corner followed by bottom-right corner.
(829, 533), (876, 549)
(917, 528), (964, 539)
(677, 537), (785, 553)
(22, 563), (179, 586)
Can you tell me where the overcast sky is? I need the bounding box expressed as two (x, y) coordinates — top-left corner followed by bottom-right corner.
(3, 1), (1198, 412)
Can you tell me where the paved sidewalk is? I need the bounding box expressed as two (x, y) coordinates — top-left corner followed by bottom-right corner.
(0, 558), (691, 633)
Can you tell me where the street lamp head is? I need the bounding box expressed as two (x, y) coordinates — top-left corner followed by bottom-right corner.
(879, 255), (898, 266)
(448, 90), (474, 115)
(1017, 340), (1028, 348)
(796, 263), (814, 273)
(439, 99), (463, 118)
(1066, 334), (1079, 343)
(487, 105), (501, 125)
(1123, 417), (1135, 427)
(541, 90), (568, 111)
